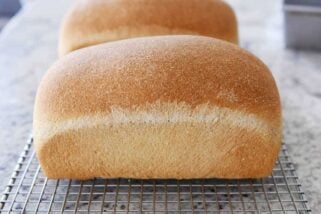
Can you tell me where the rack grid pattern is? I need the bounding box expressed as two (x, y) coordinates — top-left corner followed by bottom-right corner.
(0, 138), (311, 213)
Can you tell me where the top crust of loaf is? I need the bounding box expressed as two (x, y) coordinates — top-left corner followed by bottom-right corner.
(58, 0), (238, 56)
(36, 35), (281, 130)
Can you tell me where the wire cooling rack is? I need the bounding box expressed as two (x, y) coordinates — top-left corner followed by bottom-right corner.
(0, 138), (311, 213)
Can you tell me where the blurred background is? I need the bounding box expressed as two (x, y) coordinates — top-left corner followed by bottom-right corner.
(0, 0), (320, 212)
(0, 0), (19, 31)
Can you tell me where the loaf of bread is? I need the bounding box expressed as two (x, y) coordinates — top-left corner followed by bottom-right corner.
(58, 0), (238, 56)
(34, 35), (282, 179)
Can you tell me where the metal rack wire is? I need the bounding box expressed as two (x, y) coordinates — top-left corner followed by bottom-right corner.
(0, 138), (311, 213)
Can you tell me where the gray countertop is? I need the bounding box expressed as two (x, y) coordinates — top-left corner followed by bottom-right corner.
(0, 0), (320, 212)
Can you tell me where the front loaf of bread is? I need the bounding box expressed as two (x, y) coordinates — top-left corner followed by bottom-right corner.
(34, 35), (282, 179)
(58, 0), (238, 56)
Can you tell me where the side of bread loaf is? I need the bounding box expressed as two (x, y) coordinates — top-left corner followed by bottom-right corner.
(58, 0), (238, 56)
(34, 35), (281, 179)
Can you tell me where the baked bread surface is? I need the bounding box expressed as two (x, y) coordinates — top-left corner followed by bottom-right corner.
(58, 0), (238, 56)
(34, 35), (282, 179)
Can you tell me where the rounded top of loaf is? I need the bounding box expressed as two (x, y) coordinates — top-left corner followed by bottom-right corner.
(58, 0), (238, 56)
(36, 35), (281, 128)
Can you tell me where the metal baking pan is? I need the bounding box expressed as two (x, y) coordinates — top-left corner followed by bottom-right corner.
(284, 0), (321, 51)
(0, 137), (311, 213)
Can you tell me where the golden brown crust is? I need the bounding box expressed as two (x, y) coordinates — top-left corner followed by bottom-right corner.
(38, 36), (280, 125)
(34, 35), (282, 179)
(58, 0), (238, 56)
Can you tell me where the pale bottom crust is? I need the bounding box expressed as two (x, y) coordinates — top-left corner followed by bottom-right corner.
(36, 122), (281, 179)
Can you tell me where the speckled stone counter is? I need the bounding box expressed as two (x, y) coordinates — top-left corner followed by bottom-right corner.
(0, 0), (320, 212)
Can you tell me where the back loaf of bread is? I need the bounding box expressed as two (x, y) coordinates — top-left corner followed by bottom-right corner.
(58, 0), (238, 56)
